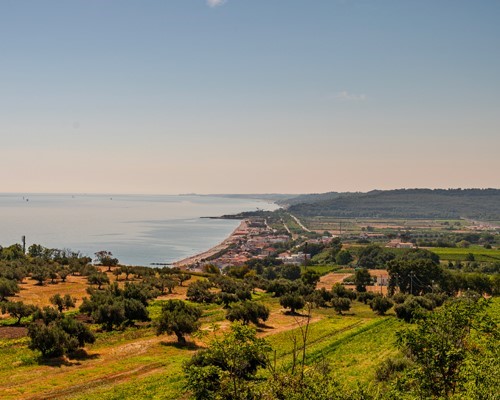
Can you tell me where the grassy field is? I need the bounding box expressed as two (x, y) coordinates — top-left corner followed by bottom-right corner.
(0, 288), (401, 400)
(428, 246), (500, 262)
(2, 267), (496, 400)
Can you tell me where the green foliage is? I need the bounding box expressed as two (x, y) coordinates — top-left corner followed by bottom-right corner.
(394, 296), (434, 323)
(187, 280), (215, 303)
(287, 188), (500, 220)
(387, 258), (443, 295)
(87, 272), (110, 289)
(395, 297), (499, 398)
(156, 299), (202, 343)
(301, 269), (321, 286)
(357, 245), (395, 269)
(79, 282), (151, 330)
(280, 293), (305, 314)
(184, 323), (270, 400)
(354, 268), (372, 292)
(369, 295), (393, 315)
(331, 283), (356, 300)
(336, 250), (353, 265)
(331, 297), (351, 315)
(50, 293), (76, 313)
(28, 310), (95, 358)
(0, 277), (19, 301)
(226, 301), (269, 325)
(1, 301), (37, 324)
(94, 251), (119, 269)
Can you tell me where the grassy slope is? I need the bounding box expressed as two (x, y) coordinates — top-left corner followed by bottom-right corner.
(0, 297), (402, 399)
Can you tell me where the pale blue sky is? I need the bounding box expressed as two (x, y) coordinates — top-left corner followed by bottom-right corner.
(1, 0), (499, 194)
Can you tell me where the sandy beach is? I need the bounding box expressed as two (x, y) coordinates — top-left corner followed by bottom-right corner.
(173, 219), (248, 268)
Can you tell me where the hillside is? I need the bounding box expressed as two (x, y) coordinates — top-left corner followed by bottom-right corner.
(287, 189), (500, 220)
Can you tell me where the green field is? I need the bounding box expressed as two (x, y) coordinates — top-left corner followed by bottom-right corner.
(428, 246), (500, 262)
(0, 297), (401, 400)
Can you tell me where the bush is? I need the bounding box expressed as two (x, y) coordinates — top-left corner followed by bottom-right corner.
(375, 355), (413, 382)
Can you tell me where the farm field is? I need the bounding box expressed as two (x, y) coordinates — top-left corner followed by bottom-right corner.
(427, 246), (500, 262)
(302, 217), (466, 235)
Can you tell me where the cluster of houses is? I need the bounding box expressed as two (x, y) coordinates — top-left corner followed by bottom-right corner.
(192, 218), (317, 270)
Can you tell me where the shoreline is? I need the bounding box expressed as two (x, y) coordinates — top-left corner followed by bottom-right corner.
(173, 219), (248, 268)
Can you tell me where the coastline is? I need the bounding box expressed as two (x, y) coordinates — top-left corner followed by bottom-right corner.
(173, 219), (248, 268)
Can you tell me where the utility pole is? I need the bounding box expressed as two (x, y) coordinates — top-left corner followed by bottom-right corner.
(409, 271), (414, 295)
(22, 236), (26, 254)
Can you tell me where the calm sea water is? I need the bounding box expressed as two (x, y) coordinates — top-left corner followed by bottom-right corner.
(0, 194), (278, 266)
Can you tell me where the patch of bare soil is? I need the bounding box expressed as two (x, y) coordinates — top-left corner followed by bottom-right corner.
(0, 326), (27, 339)
(317, 273), (352, 289)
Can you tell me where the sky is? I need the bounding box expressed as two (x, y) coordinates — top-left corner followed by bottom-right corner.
(1, 0), (499, 194)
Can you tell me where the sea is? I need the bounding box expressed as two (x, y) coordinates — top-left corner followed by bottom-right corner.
(0, 194), (279, 266)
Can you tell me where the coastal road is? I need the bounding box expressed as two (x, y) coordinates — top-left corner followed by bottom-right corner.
(289, 214), (311, 232)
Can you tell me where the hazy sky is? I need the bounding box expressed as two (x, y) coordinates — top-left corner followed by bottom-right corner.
(1, 0), (499, 194)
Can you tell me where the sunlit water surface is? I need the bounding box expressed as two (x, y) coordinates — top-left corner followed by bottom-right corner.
(0, 194), (278, 266)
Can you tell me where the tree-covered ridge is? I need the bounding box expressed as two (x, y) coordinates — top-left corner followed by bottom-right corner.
(287, 189), (500, 219)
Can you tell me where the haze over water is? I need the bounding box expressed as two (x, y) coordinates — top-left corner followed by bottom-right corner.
(0, 194), (278, 266)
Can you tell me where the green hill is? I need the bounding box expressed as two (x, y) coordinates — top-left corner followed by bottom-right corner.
(287, 189), (500, 220)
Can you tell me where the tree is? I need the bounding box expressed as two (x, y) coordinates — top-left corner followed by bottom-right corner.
(395, 297), (499, 398)
(301, 270), (320, 287)
(186, 280), (215, 303)
(226, 301), (270, 325)
(353, 268), (372, 292)
(280, 293), (305, 314)
(184, 323), (270, 400)
(31, 266), (49, 285)
(0, 278), (19, 301)
(1, 301), (37, 325)
(177, 273), (191, 287)
(156, 299), (202, 344)
(120, 265), (134, 280)
(331, 297), (351, 315)
(369, 295), (393, 315)
(331, 283), (356, 300)
(88, 272), (110, 289)
(281, 265), (301, 281)
(58, 267), (70, 282)
(394, 296), (434, 323)
(335, 250), (353, 265)
(94, 251), (119, 271)
(28, 314), (95, 358)
(50, 294), (76, 313)
(79, 284), (150, 331)
(387, 259), (443, 295)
